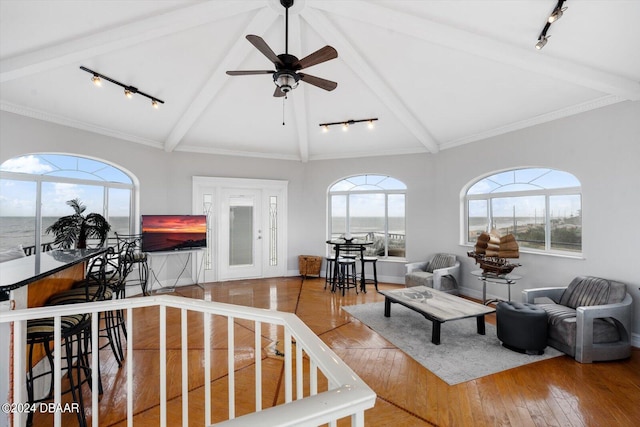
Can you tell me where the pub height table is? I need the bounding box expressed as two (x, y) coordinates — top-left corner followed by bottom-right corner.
(325, 238), (373, 293)
(471, 269), (522, 305)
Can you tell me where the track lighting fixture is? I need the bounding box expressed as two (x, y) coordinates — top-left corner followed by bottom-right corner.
(535, 0), (567, 50)
(80, 66), (164, 108)
(319, 118), (379, 132)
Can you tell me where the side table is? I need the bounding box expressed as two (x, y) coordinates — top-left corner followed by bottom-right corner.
(471, 270), (522, 305)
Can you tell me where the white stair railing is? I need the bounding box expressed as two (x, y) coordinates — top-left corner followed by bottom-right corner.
(1, 295), (376, 427)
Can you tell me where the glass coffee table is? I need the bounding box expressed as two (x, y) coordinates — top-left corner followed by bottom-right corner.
(379, 286), (496, 345)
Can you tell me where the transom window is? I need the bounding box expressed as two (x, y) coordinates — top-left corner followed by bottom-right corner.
(465, 168), (582, 254)
(329, 174), (406, 258)
(0, 154), (135, 254)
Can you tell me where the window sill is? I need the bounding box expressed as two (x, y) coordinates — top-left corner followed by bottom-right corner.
(460, 244), (584, 260)
(378, 257), (407, 264)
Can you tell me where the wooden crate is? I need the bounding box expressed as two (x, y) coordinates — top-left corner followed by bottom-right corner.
(298, 255), (322, 278)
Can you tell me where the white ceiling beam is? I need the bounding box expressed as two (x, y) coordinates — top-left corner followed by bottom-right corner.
(300, 7), (440, 153)
(288, 14), (310, 163)
(0, 1), (264, 83)
(163, 7), (278, 152)
(311, 0), (640, 101)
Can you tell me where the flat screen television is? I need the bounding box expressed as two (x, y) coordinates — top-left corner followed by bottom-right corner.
(141, 215), (207, 252)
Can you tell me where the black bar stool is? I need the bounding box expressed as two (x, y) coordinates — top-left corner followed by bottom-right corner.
(115, 233), (149, 295)
(336, 258), (358, 296)
(26, 301), (96, 427)
(360, 256), (379, 292)
(324, 255), (339, 290)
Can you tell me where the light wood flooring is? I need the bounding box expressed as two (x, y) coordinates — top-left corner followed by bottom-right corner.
(31, 277), (640, 426)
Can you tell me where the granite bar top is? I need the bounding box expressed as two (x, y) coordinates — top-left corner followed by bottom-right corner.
(0, 248), (107, 301)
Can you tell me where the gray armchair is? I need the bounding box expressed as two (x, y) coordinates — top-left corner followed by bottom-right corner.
(522, 276), (633, 363)
(405, 253), (460, 295)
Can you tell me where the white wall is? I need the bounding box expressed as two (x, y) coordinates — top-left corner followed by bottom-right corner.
(2, 100), (639, 339)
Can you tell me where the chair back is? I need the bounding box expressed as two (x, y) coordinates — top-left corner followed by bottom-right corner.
(340, 244), (364, 259)
(426, 253), (456, 273)
(559, 276), (627, 308)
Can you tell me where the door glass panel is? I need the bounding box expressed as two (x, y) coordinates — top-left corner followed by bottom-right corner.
(229, 203), (253, 266)
(269, 196), (278, 266)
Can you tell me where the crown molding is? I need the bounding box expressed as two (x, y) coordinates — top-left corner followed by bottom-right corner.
(0, 101), (164, 149)
(440, 95), (625, 150)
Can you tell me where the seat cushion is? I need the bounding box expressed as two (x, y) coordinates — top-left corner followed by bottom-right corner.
(539, 303), (621, 348)
(27, 314), (86, 336)
(405, 271), (433, 288)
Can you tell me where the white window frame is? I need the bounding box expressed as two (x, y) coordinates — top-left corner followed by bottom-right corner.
(328, 174), (407, 259)
(0, 154), (137, 255)
(463, 168), (582, 256)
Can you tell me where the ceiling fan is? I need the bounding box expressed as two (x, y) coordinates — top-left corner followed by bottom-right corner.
(226, 0), (338, 97)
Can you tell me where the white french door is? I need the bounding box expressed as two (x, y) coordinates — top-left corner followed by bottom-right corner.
(219, 189), (262, 280)
(193, 177), (288, 282)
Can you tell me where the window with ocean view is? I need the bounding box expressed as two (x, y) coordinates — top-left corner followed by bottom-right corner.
(0, 154), (135, 254)
(465, 168), (582, 254)
(329, 174), (406, 258)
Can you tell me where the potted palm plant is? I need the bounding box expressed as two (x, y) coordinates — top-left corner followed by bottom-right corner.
(46, 198), (111, 249)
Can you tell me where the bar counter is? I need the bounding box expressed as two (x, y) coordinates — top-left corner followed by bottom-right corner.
(0, 248), (107, 302)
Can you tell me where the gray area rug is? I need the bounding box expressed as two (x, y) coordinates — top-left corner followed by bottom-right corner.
(342, 302), (562, 385)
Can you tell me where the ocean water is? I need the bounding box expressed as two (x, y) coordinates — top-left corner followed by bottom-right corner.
(0, 216), (130, 251)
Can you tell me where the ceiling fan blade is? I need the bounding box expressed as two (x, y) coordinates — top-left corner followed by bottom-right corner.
(273, 86), (286, 98)
(294, 46), (338, 70)
(226, 70), (274, 76)
(246, 35), (284, 66)
(299, 73), (338, 91)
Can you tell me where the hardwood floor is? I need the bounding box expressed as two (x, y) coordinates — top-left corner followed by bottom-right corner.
(31, 277), (640, 426)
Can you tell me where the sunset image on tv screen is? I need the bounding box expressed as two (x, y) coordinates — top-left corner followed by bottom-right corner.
(141, 215), (207, 252)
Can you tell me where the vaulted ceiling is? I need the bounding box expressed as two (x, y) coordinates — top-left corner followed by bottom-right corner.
(1, 1), (638, 162)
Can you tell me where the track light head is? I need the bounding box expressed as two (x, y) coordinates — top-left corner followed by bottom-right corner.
(548, 7), (566, 23)
(91, 74), (102, 87)
(124, 86), (138, 99)
(535, 35), (549, 50)
(152, 99), (159, 109)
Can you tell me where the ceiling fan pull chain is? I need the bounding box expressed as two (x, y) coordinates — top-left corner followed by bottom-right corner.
(282, 97), (286, 126)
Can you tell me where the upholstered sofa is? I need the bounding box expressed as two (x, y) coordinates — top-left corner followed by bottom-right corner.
(405, 253), (460, 294)
(522, 276), (633, 363)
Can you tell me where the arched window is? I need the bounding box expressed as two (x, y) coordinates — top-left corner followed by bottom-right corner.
(329, 174), (406, 258)
(0, 154), (136, 255)
(464, 168), (582, 254)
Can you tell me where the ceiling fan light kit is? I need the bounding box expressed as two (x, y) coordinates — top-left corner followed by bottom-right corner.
(226, 0), (338, 98)
(79, 66), (164, 108)
(536, 0), (567, 50)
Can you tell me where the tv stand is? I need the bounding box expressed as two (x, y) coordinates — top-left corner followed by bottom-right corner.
(147, 248), (205, 293)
